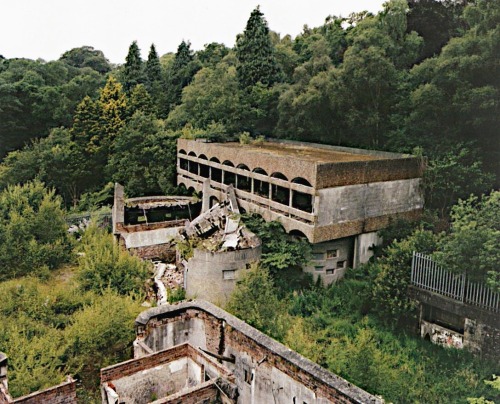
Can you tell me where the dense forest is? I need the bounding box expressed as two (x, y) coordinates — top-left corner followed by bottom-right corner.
(0, 0), (499, 402)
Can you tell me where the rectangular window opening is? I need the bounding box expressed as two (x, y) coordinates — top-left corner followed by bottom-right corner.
(326, 249), (338, 259)
(223, 270), (236, 280)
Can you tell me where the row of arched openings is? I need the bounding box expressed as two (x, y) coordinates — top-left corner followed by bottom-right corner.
(179, 150), (313, 213)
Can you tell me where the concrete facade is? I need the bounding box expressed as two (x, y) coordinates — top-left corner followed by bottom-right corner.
(124, 300), (382, 404)
(177, 139), (424, 283)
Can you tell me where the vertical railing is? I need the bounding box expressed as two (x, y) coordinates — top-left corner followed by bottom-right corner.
(411, 252), (499, 312)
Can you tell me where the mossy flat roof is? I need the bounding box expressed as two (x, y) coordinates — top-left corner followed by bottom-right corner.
(195, 140), (410, 164)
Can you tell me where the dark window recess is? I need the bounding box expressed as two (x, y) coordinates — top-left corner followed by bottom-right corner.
(254, 179), (269, 198)
(292, 191), (313, 213)
(211, 167), (222, 183)
(244, 368), (253, 384)
(336, 260), (345, 269)
(271, 184), (289, 205)
(188, 161), (199, 175)
(124, 203), (202, 225)
(224, 171), (236, 186)
(326, 269), (335, 275)
(180, 158), (189, 171)
(199, 164), (210, 178)
(236, 175), (251, 191)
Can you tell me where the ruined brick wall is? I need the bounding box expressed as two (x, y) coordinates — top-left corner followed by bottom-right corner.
(8, 379), (76, 404)
(135, 301), (382, 404)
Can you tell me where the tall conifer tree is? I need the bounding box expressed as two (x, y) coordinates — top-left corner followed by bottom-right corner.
(122, 41), (144, 93)
(163, 41), (199, 116)
(146, 44), (162, 85)
(235, 7), (282, 89)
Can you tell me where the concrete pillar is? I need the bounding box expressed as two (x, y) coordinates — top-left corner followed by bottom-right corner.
(353, 231), (381, 268)
(202, 178), (211, 213)
(112, 183), (125, 235)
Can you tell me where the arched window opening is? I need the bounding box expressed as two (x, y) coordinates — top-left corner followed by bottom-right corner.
(210, 157), (220, 164)
(292, 191), (313, 213)
(289, 230), (307, 240)
(179, 149), (187, 155)
(199, 154), (208, 160)
(291, 177), (312, 187)
(188, 151), (197, 157)
(271, 172), (288, 181)
(237, 164), (250, 171)
(252, 167), (267, 176)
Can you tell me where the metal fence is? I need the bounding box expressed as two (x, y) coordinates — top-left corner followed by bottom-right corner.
(411, 252), (500, 313)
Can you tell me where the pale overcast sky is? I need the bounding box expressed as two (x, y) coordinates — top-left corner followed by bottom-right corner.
(1, 0), (385, 64)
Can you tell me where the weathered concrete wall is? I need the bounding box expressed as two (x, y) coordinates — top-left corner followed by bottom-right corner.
(421, 320), (464, 349)
(135, 301), (382, 404)
(185, 245), (262, 304)
(305, 238), (354, 284)
(121, 227), (181, 249)
(410, 287), (500, 360)
(317, 178), (423, 227)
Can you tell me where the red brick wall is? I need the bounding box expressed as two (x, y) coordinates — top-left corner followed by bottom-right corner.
(11, 379), (76, 404)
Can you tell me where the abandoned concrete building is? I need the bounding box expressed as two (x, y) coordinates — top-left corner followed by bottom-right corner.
(410, 253), (500, 360)
(177, 139), (424, 283)
(101, 300), (382, 404)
